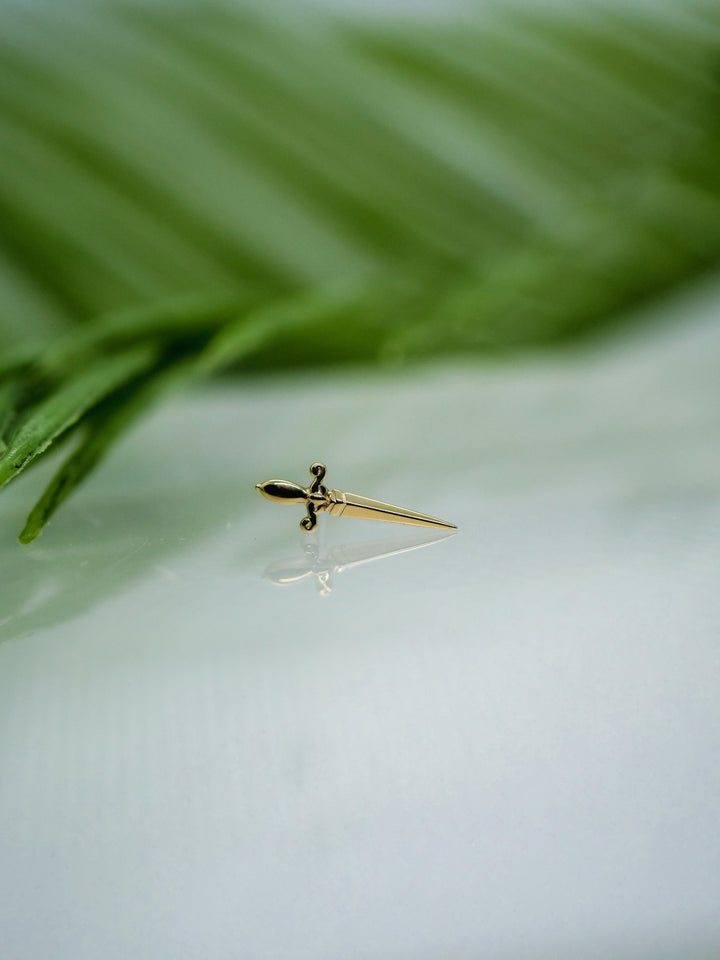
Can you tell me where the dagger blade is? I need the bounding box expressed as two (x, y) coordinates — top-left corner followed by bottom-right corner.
(331, 491), (457, 530)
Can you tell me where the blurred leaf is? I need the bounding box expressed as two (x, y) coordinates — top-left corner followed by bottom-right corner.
(17, 354), (196, 543)
(0, 345), (157, 488)
(1, 0), (719, 539)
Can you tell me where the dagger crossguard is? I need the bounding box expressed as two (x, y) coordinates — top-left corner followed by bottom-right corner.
(303, 462), (329, 531)
(255, 462), (457, 533)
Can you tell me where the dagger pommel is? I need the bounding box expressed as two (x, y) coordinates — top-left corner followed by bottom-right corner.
(255, 479), (308, 505)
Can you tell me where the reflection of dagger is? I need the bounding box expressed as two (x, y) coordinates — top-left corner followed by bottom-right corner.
(255, 462), (456, 533)
(262, 528), (456, 595)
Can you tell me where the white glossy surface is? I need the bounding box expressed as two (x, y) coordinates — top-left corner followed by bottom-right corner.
(1, 281), (719, 959)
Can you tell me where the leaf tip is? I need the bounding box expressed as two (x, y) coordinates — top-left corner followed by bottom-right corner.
(18, 518), (41, 545)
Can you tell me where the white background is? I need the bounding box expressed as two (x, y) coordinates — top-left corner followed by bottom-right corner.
(1, 276), (719, 958)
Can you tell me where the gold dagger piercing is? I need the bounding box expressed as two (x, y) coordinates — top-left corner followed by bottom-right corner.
(255, 462), (457, 532)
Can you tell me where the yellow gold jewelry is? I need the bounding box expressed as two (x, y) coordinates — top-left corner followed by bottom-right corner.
(255, 462), (457, 532)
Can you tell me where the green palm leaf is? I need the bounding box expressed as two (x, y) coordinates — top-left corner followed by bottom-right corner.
(1, 0), (719, 540)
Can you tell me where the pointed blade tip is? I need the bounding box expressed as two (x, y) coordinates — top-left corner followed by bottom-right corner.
(429, 518), (457, 531)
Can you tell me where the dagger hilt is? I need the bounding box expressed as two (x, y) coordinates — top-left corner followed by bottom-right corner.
(255, 462), (330, 531)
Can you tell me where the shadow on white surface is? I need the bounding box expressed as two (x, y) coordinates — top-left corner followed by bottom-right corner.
(262, 525), (457, 595)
